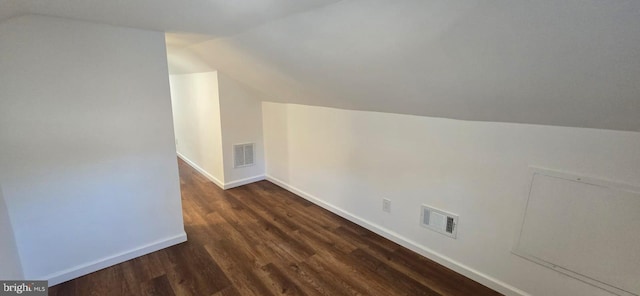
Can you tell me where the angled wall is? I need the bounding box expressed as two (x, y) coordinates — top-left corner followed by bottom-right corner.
(217, 73), (266, 187)
(0, 185), (23, 280)
(170, 72), (225, 186)
(169, 71), (265, 189)
(262, 102), (640, 296)
(0, 15), (186, 285)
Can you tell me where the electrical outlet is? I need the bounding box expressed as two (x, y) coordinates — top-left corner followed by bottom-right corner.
(382, 198), (391, 213)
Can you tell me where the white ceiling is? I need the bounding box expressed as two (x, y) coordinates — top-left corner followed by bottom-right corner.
(2, 0), (640, 131)
(0, 0), (342, 36)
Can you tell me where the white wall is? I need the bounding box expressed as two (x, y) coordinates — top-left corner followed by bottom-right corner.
(0, 185), (23, 280)
(218, 73), (265, 186)
(0, 15), (186, 284)
(170, 72), (225, 185)
(168, 71), (264, 189)
(262, 102), (640, 296)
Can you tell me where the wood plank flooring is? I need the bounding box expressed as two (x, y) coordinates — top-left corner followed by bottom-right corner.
(49, 158), (502, 296)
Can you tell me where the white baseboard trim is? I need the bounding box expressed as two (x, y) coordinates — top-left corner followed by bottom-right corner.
(177, 152), (225, 189)
(177, 152), (264, 190)
(224, 175), (265, 190)
(265, 175), (529, 296)
(44, 232), (187, 287)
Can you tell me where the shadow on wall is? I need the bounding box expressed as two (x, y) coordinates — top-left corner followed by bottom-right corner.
(0, 183), (23, 280)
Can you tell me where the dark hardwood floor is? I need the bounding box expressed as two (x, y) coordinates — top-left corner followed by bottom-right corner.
(49, 158), (502, 296)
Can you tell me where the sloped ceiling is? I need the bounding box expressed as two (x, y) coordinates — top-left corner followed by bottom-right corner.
(0, 0), (342, 36)
(168, 0), (640, 131)
(2, 0), (639, 131)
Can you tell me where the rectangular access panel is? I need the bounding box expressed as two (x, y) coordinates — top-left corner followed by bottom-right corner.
(513, 168), (640, 296)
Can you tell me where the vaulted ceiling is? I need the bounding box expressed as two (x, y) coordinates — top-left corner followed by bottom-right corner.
(0, 0), (341, 36)
(2, 0), (640, 131)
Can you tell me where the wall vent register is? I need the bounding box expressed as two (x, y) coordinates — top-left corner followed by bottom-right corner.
(420, 205), (458, 239)
(233, 143), (255, 168)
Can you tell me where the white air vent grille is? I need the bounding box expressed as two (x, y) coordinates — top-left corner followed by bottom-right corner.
(420, 205), (458, 239)
(233, 143), (255, 168)
(422, 209), (431, 225)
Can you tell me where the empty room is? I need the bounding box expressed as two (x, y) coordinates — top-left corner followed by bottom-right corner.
(1, 1), (639, 295)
